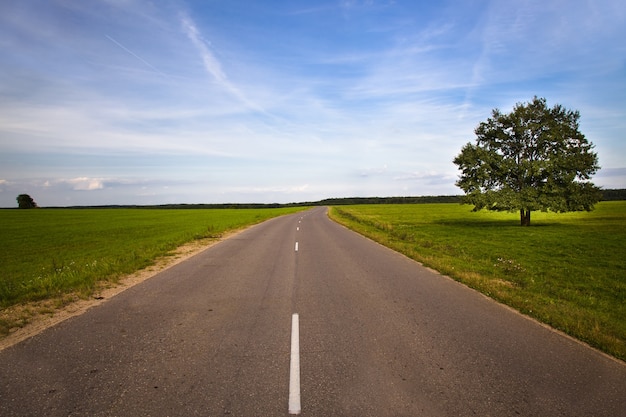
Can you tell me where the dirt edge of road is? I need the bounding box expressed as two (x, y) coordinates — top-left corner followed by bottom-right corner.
(0, 228), (246, 352)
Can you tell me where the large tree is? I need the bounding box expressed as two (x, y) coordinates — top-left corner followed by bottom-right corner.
(453, 97), (601, 226)
(16, 194), (37, 209)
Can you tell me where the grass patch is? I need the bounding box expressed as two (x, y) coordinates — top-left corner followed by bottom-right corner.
(330, 202), (626, 361)
(0, 207), (305, 315)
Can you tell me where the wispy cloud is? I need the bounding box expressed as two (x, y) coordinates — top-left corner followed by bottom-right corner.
(179, 13), (265, 113)
(179, 14), (228, 84)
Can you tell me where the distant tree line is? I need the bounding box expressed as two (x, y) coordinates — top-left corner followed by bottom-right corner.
(311, 195), (463, 206)
(600, 189), (626, 201)
(11, 190), (625, 210)
(46, 195), (464, 209)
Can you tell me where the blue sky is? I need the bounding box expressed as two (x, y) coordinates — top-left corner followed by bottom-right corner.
(1, 0), (625, 207)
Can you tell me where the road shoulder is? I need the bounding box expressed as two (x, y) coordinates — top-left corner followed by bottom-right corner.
(0, 228), (245, 351)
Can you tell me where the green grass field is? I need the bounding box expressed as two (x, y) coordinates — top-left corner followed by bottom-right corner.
(0, 207), (305, 312)
(330, 202), (626, 361)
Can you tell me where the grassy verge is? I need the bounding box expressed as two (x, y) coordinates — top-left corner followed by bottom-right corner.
(329, 202), (626, 361)
(0, 207), (305, 334)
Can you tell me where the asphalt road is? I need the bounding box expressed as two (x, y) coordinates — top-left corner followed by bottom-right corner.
(1, 207), (625, 416)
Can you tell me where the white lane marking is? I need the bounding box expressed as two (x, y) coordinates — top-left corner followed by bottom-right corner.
(297, 227), (299, 231)
(295, 242), (299, 252)
(289, 313), (301, 414)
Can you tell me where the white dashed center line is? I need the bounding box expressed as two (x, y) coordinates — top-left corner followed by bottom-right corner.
(295, 242), (299, 252)
(289, 313), (301, 414)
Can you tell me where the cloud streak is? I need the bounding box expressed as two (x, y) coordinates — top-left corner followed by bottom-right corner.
(104, 34), (168, 77)
(179, 13), (266, 114)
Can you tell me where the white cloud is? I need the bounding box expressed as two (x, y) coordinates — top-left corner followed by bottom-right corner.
(64, 178), (105, 191)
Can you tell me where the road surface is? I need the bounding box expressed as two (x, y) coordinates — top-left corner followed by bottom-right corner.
(1, 207), (625, 416)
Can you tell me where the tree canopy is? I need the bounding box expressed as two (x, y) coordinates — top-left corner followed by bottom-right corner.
(16, 194), (37, 209)
(453, 97), (601, 226)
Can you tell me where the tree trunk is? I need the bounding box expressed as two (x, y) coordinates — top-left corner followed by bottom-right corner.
(520, 209), (531, 226)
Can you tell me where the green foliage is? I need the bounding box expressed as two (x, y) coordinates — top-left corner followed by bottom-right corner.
(16, 194), (37, 209)
(330, 202), (626, 361)
(453, 97), (601, 225)
(0, 207), (304, 308)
